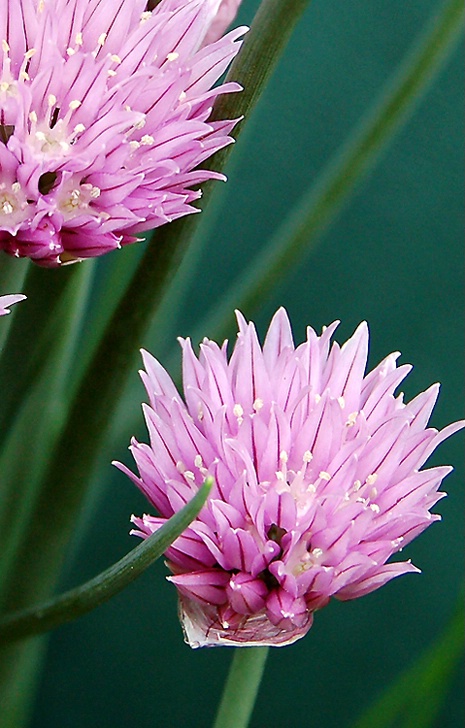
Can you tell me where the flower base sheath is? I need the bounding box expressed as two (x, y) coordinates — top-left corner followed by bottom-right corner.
(0, 0), (245, 266)
(116, 309), (463, 647)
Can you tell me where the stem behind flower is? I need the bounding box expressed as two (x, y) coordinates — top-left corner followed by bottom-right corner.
(213, 647), (270, 728)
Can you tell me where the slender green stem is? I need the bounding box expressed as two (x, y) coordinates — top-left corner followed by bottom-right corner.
(146, 0), (313, 351)
(352, 596), (464, 728)
(190, 0), (465, 343)
(213, 647), (269, 728)
(208, 0), (312, 161)
(0, 479), (212, 645)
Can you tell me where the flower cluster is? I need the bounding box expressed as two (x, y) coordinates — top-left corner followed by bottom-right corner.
(117, 309), (463, 647)
(0, 0), (245, 266)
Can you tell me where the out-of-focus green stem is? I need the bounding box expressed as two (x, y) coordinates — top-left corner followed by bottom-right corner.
(0, 479), (212, 645)
(193, 0), (465, 343)
(0, 257), (30, 354)
(0, 0), (314, 617)
(213, 647), (269, 728)
(352, 597), (464, 728)
(0, 262), (95, 600)
(0, 263), (80, 438)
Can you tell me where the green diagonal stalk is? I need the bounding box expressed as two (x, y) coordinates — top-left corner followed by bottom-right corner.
(0, 479), (212, 645)
(174, 0), (465, 349)
(352, 597), (464, 728)
(0, 0), (313, 618)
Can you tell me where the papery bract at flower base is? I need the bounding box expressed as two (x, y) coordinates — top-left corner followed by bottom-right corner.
(116, 309), (464, 647)
(0, 0), (246, 267)
(0, 293), (26, 315)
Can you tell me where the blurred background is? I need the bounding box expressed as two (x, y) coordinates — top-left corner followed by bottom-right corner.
(26, 0), (463, 726)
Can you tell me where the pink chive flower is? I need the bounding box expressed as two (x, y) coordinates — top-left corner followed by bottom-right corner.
(0, 293), (26, 315)
(116, 309), (463, 647)
(0, 0), (245, 267)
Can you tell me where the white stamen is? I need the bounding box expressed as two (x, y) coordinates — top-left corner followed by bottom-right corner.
(166, 52), (179, 62)
(366, 473), (378, 486)
(346, 411), (358, 426)
(233, 404), (243, 418)
(319, 471), (331, 481)
(337, 396), (345, 409)
(141, 134), (154, 145)
(253, 398), (263, 411)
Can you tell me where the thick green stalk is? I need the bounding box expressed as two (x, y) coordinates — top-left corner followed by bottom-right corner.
(0, 479), (211, 644)
(0, 263), (79, 438)
(187, 0), (465, 344)
(0, 262), (95, 601)
(0, 257), (29, 354)
(0, 0), (314, 617)
(213, 647), (269, 728)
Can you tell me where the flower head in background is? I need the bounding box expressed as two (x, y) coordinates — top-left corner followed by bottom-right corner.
(0, 0), (245, 267)
(117, 309), (463, 647)
(0, 293), (26, 315)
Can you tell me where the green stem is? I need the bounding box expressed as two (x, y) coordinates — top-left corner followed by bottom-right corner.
(213, 647), (269, 728)
(190, 0), (465, 343)
(0, 479), (212, 645)
(0, 262), (95, 600)
(0, 257), (30, 354)
(352, 596), (464, 728)
(0, 263), (80, 438)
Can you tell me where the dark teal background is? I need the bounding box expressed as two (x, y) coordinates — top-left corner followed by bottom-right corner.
(31, 1), (463, 726)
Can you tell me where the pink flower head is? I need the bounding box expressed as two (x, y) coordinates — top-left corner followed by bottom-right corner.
(0, 293), (26, 315)
(117, 309), (464, 647)
(0, 0), (246, 267)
